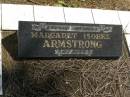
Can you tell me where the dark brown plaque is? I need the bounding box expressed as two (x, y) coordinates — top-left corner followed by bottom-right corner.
(18, 21), (122, 58)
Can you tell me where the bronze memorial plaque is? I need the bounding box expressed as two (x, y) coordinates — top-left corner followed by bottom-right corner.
(18, 21), (122, 58)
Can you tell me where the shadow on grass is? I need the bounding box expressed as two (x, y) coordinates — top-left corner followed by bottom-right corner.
(2, 63), (71, 97)
(2, 32), (18, 60)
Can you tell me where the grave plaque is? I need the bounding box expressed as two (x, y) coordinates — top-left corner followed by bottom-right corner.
(18, 21), (122, 58)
